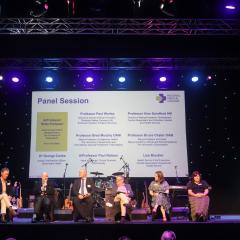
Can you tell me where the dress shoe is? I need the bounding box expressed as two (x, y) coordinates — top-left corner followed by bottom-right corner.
(1, 214), (7, 223)
(9, 207), (17, 217)
(151, 212), (157, 221)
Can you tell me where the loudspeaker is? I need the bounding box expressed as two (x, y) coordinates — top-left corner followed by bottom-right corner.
(131, 208), (147, 220)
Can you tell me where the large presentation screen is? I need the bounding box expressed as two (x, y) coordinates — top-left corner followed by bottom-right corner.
(29, 91), (188, 178)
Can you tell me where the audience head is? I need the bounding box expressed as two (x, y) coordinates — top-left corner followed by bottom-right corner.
(118, 236), (132, 240)
(1, 167), (10, 180)
(161, 230), (176, 240)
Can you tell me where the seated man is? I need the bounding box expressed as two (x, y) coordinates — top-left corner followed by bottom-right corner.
(112, 175), (133, 223)
(0, 167), (17, 223)
(32, 172), (55, 222)
(187, 171), (210, 222)
(72, 169), (95, 223)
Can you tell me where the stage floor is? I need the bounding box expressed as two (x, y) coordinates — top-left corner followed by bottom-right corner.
(0, 215), (239, 240)
(11, 215), (240, 224)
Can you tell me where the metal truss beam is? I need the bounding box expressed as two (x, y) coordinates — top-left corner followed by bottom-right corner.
(0, 58), (239, 70)
(0, 18), (240, 35)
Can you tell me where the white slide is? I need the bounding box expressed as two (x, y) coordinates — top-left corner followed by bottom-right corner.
(29, 91), (188, 178)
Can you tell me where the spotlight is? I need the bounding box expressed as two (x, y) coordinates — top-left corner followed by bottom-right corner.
(86, 77), (94, 83)
(45, 76), (53, 83)
(191, 76), (199, 82)
(207, 75), (212, 80)
(118, 76), (126, 83)
(12, 77), (20, 83)
(225, 5), (236, 10)
(30, 0), (49, 17)
(159, 76), (167, 82)
(0, 75), (3, 81)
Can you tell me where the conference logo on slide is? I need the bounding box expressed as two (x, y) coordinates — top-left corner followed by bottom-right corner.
(156, 93), (182, 103)
(156, 93), (167, 103)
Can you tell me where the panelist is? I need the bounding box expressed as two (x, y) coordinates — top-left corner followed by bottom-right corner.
(187, 171), (210, 221)
(32, 172), (55, 222)
(112, 175), (133, 223)
(148, 171), (171, 222)
(72, 169), (95, 222)
(0, 167), (17, 223)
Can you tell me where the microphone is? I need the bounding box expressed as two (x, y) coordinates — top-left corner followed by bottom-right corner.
(66, 163), (69, 166)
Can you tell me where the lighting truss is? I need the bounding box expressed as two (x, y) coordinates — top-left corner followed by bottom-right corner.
(0, 18), (239, 35)
(0, 58), (239, 70)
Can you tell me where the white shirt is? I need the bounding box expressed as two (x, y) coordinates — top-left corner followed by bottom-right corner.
(79, 178), (88, 195)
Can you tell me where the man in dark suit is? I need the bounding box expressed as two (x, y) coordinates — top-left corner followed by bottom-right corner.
(112, 175), (133, 223)
(0, 167), (17, 223)
(72, 169), (95, 222)
(32, 172), (55, 223)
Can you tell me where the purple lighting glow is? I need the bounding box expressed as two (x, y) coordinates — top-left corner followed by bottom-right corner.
(12, 77), (20, 83)
(0, 75), (3, 81)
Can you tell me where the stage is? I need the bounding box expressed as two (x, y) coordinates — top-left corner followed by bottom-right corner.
(1, 215), (240, 240)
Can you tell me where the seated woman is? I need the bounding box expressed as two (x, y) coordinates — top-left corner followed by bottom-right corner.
(187, 171), (210, 221)
(148, 171), (171, 222)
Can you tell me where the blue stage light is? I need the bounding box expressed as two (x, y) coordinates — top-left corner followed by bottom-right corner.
(191, 76), (199, 82)
(45, 76), (53, 83)
(118, 76), (126, 83)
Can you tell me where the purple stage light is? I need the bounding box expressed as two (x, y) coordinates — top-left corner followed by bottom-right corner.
(207, 75), (212, 80)
(86, 77), (94, 83)
(159, 76), (167, 82)
(12, 77), (20, 83)
(225, 5), (236, 10)
(0, 75), (3, 81)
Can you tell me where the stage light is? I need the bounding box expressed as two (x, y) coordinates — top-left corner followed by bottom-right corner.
(225, 5), (236, 10)
(45, 76), (53, 83)
(118, 76), (126, 83)
(159, 76), (167, 82)
(0, 75), (3, 81)
(12, 77), (20, 83)
(30, 0), (49, 17)
(207, 75), (212, 80)
(191, 76), (199, 82)
(86, 77), (94, 83)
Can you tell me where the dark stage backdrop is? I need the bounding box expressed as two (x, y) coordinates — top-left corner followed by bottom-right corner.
(0, 69), (239, 214)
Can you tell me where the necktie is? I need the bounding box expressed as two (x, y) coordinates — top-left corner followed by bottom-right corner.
(81, 179), (85, 195)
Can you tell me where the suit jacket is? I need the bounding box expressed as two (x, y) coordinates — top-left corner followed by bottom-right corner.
(0, 179), (13, 196)
(33, 180), (55, 197)
(112, 183), (134, 198)
(72, 178), (95, 197)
